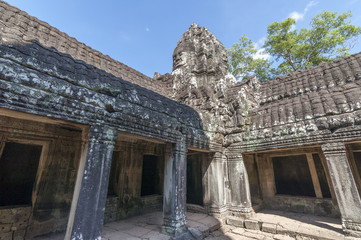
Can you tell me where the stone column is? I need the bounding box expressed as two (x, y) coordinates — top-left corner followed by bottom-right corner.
(162, 138), (188, 237)
(321, 142), (361, 237)
(228, 153), (253, 218)
(66, 125), (117, 240)
(204, 151), (228, 219)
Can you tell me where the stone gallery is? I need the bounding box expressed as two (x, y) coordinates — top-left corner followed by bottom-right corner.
(1, 1), (361, 239)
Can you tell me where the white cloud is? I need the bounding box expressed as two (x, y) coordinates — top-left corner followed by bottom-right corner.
(254, 48), (271, 60)
(305, 1), (318, 12)
(289, 11), (304, 21)
(289, 1), (318, 22)
(254, 37), (266, 49)
(254, 37), (271, 60)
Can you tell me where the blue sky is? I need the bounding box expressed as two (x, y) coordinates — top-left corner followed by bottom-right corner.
(4, 0), (361, 78)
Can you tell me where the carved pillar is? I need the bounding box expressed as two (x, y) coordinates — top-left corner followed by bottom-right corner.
(321, 142), (361, 236)
(204, 152), (228, 218)
(228, 153), (253, 218)
(162, 138), (188, 237)
(66, 125), (117, 240)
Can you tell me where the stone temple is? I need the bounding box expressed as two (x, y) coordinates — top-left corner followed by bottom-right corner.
(1, 1), (361, 239)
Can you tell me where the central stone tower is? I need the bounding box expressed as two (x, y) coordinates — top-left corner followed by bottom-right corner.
(171, 23), (236, 105)
(154, 23), (259, 226)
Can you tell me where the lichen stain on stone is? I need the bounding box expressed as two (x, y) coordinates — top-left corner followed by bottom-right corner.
(71, 232), (83, 240)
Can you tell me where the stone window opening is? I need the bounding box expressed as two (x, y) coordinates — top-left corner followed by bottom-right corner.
(107, 151), (120, 196)
(245, 149), (337, 216)
(186, 151), (204, 206)
(272, 155), (316, 197)
(141, 155), (161, 196)
(271, 153), (332, 199)
(0, 140), (43, 207)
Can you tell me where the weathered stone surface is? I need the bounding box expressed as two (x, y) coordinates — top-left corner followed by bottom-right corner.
(0, 3), (209, 153)
(321, 142), (361, 235)
(244, 219), (261, 230)
(162, 140), (188, 237)
(273, 234), (295, 240)
(263, 195), (340, 218)
(227, 216), (244, 228)
(68, 126), (117, 240)
(261, 222), (277, 234)
(238, 52), (361, 148)
(0, 116), (83, 239)
(171, 23), (235, 100)
(2, 1), (361, 239)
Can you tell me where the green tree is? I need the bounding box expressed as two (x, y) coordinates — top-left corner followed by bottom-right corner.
(228, 35), (276, 82)
(265, 10), (361, 75)
(229, 10), (361, 81)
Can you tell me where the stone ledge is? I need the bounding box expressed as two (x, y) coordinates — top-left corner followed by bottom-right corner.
(226, 216), (244, 228)
(262, 222), (277, 234)
(244, 219), (262, 230)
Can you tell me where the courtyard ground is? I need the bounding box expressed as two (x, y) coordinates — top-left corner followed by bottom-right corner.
(35, 210), (360, 240)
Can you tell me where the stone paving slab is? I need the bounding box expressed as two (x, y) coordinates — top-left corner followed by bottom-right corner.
(32, 210), (361, 240)
(34, 211), (221, 240)
(251, 209), (345, 240)
(207, 209), (361, 240)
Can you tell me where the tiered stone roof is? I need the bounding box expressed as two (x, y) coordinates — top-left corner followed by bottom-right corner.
(242, 53), (361, 141)
(0, 1), (169, 96)
(0, 1), (208, 149)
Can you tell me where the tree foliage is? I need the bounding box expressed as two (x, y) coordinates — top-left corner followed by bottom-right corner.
(228, 35), (276, 82)
(229, 10), (361, 81)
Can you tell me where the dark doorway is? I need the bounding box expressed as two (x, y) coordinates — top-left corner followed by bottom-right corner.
(108, 151), (120, 196)
(141, 155), (160, 196)
(187, 153), (203, 206)
(272, 155), (315, 197)
(0, 141), (42, 206)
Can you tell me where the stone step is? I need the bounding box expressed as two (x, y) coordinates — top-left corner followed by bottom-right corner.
(226, 214), (346, 240)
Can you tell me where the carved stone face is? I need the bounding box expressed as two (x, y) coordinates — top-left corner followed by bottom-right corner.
(173, 51), (188, 70)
